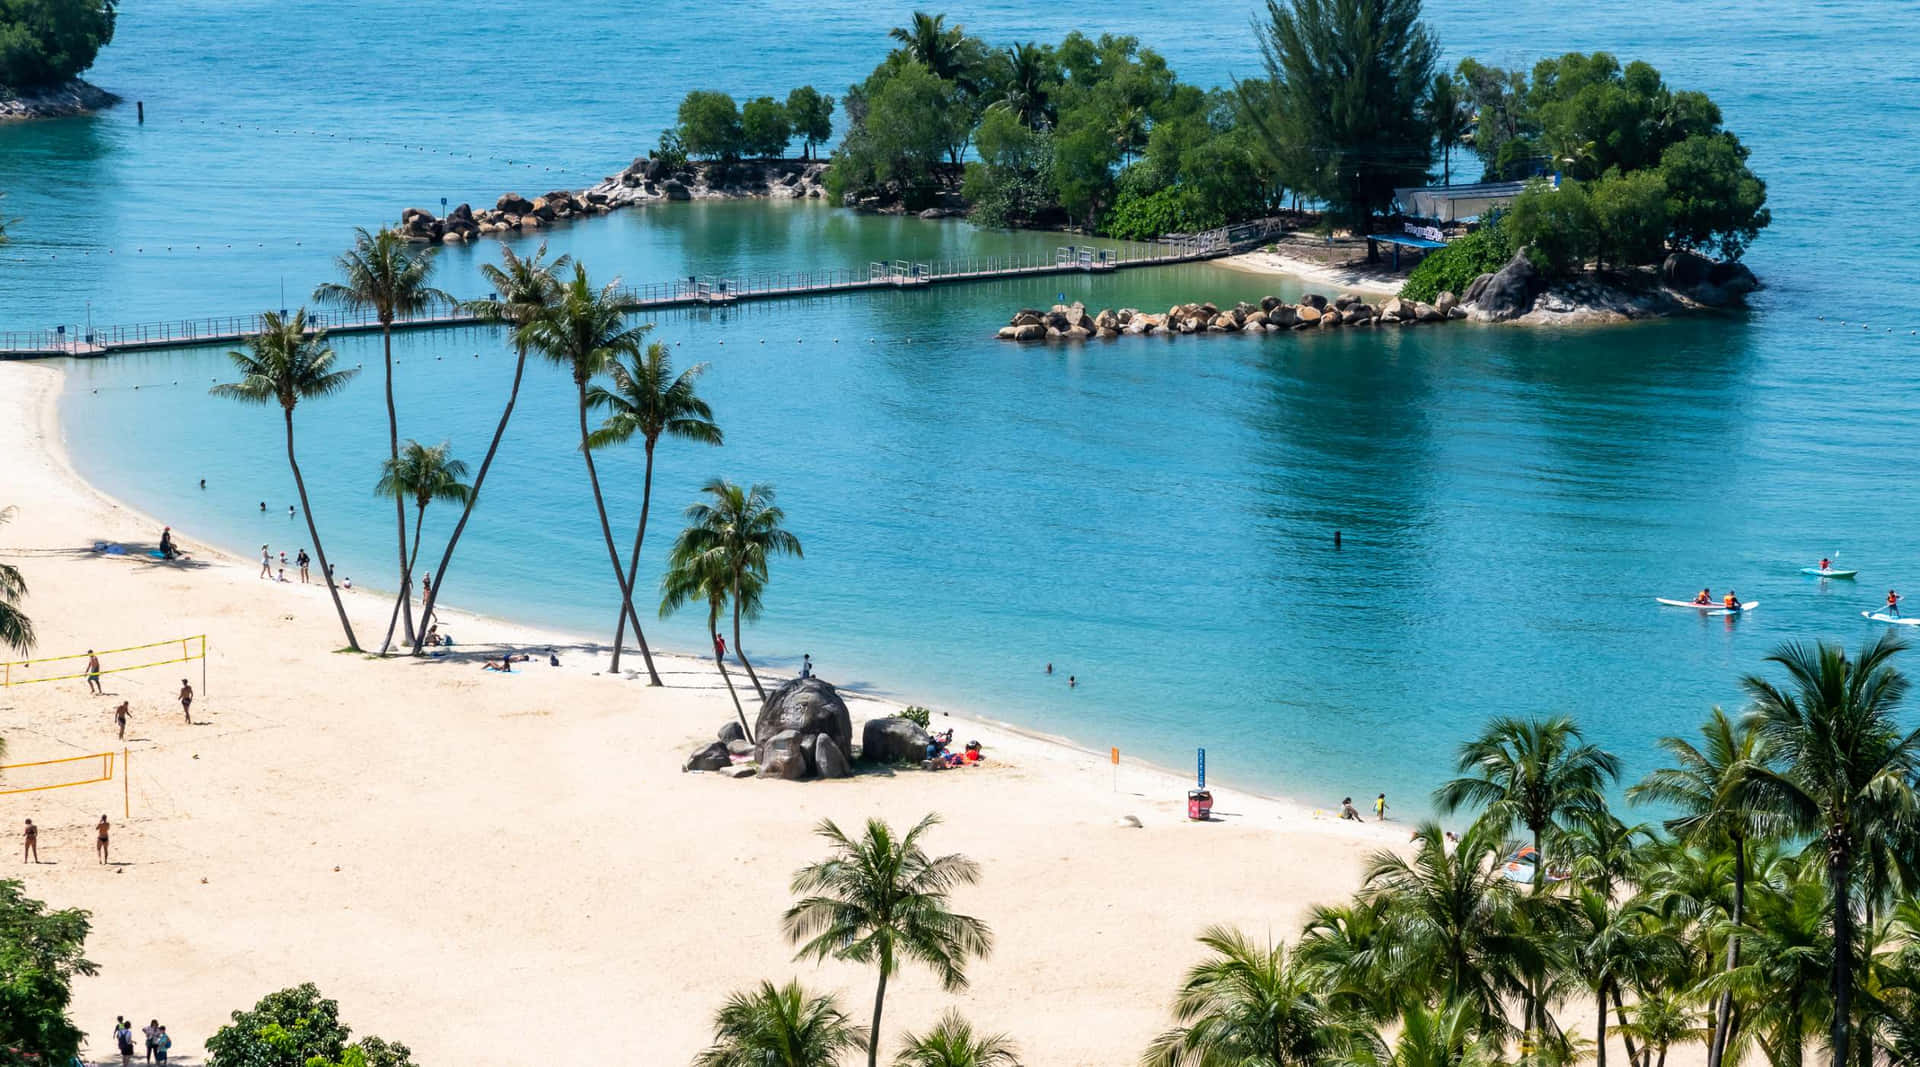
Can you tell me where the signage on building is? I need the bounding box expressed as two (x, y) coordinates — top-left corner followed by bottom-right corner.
(1403, 222), (1446, 242)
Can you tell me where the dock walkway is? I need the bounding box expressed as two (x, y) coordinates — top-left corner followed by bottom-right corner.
(1, 219), (1288, 359)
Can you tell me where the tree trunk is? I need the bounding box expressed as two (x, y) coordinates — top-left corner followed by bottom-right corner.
(608, 439), (663, 684)
(411, 343), (529, 654)
(576, 381), (652, 677)
(1597, 982), (1608, 1067)
(1610, 985), (1641, 1067)
(379, 504), (427, 655)
(1709, 834), (1746, 1067)
(285, 408), (358, 651)
(710, 606), (751, 742)
(732, 569), (765, 699)
(381, 323), (415, 646)
(867, 947), (891, 1067)
(1831, 836), (1854, 1067)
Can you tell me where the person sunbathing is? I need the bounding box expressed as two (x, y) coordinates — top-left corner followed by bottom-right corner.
(481, 654), (530, 672)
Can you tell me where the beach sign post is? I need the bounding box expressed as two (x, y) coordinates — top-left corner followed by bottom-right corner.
(1197, 747), (1206, 789)
(1188, 748), (1213, 821)
(1110, 746), (1119, 792)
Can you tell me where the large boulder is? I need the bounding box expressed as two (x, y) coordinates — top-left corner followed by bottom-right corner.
(862, 717), (933, 763)
(1013, 323), (1046, 341)
(663, 179), (692, 201)
(1470, 250), (1545, 322)
(1435, 291), (1458, 315)
(756, 730), (811, 780)
(1662, 250), (1759, 307)
(1300, 293), (1328, 311)
(1463, 272), (1496, 306)
(754, 678), (853, 759)
(496, 192), (534, 215)
(813, 735), (852, 779)
(684, 741), (731, 772)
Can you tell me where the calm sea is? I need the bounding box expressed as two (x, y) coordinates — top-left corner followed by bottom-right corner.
(6, 0), (1920, 809)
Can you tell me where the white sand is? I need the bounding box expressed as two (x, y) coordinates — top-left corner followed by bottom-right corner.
(1220, 248), (1404, 297)
(0, 359), (1407, 1066)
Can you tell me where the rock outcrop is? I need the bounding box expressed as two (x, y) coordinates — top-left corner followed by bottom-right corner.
(1458, 248), (1760, 325)
(0, 79), (119, 121)
(862, 717), (934, 763)
(997, 294), (1466, 342)
(1465, 250), (1546, 322)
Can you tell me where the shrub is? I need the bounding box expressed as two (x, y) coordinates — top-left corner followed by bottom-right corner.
(900, 705), (932, 728)
(204, 983), (414, 1067)
(1398, 215), (1513, 302)
(1102, 185), (1219, 241)
(0, 0), (117, 89)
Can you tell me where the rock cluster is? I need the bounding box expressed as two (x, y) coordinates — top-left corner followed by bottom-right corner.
(684, 677), (857, 781)
(1460, 248), (1760, 325)
(996, 292), (1463, 341)
(395, 158), (830, 242)
(0, 79), (119, 121)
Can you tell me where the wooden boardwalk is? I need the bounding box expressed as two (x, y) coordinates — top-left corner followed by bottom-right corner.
(0, 220), (1287, 360)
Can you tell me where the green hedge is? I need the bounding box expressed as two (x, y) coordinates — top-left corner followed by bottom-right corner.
(1397, 216), (1512, 302)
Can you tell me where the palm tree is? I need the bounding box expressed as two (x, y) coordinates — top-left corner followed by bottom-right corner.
(1296, 898), (1396, 1022)
(312, 228), (450, 647)
(1437, 715), (1621, 892)
(661, 536), (759, 742)
(1423, 74), (1471, 186)
(211, 311), (361, 650)
(1342, 999), (1500, 1067)
(672, 479), (802, 700)
(1360, 820), (1534, 1035)
(694, 979), (867, 1067)
(1143, 925), (1350, 1067)
(1702, 855), (1833, 1067)
(585, 343), (722, 675)
(1631, 708), (1778, 1067)
(1742, 634), (1920, 1067)
(517, 265), (663, 682)
(995, 43), (1056, 129)
(1614, 992), (1705, 1067)
(1564, 888), (1682, 1067)
(373, 440), (471, 654)
(784, 814), (991, 1067)
(889, 12), (973, 85)
(0, 506), (34, 654)
(893, 1011), (1020, 1067)
(410, 244), (569, 656)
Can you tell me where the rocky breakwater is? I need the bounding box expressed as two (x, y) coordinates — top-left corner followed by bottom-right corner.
(996, 292), (1465, 342)
(1461, 248), (1759, 325)
(391, 158), (829, 242)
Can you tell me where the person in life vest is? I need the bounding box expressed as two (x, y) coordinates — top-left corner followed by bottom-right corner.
(1889, 590), (1902, 618)
(1723, 591), (1741, 610)
(1694, 588), (1713, 605)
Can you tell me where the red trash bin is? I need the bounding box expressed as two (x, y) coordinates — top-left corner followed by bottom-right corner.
(1187, 789), (1213, 821)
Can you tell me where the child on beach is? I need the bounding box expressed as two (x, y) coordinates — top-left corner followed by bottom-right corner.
(1340, 797), (1363, 821)
(1374, 793), (1388, 821)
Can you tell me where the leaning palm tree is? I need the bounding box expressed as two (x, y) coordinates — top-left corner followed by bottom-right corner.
(517, 265), (662, 680)
(1741, 634), (1919, 1067)
(586, 343), (722, 675)
(661, 537), (758, 742)
(312, 227), (450, 647)
(893, 1011), (1020, 1067)
(0, 506), (34, 654)
(410, 244), (569, 655)
(694, 979), (867, 1067)
(373, 440), (471, 654)
(1436, 716), (1622, 894)
(1631, 708), (1779, 1067)
(1143, 925), (1350, 1067)
(211, 310), (361, 650)
(672, 479), (802, 700)
(785, 814), (991, 1067)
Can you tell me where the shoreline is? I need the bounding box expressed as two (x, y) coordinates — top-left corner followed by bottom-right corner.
(0, 78), (119, 121)
(3, 356), (1407, 1064)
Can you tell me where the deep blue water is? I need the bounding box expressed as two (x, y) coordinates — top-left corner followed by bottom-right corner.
(8, 0), (1920, 809)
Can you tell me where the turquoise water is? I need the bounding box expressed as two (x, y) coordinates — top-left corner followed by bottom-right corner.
(11, 1), (1920, 808)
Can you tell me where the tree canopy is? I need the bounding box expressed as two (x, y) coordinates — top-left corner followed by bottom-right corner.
(0, 881), (95, 1064)
(676, 91), (745, 161)
(0, 0), (116, 89)
(204, 983), (415, 1067)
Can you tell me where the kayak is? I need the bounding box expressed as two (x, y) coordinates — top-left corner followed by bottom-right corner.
(1863, 611), (1920, 627)
(1802, 567), (1860, 579)
(1657, 598), (1759, 612)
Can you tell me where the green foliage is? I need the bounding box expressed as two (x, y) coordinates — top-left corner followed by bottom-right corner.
(1143, 925), (1347, 1067)
(1659, 132), (1770, 261)
(899, 705), (932, 728)
(1103, 184), (1216, 242)
(962, 107), (1055, 228)
(1397, 215), (1512, 301)
(1589, 167), (1669, 267)
(676, 91), (744, 161)
(1424, 73), (1471, 186)
(0, 880), (95, 1064)
(741, 96), (793, 159)
(1527, 53), (1721, 179)
(0, 505), (31, 654)
(785, 86), (835, 158)
(1240, 0), (1437, 232)
(894, 1010), (1020, 1067)
(829, 59), (969, 208)
(204, 983), (413, 1067)
(694, 980), (866, 1067)
(1504, 179), (1598, 277)
(0, 0), (116, 89)
(1455, 58), (1531, 179)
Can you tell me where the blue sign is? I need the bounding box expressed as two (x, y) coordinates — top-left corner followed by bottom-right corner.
(1197, 747), (1206, 789)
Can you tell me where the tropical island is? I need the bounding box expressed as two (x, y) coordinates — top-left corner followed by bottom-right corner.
(0, 0), (118, 119)
(392, 0), (1770, 324)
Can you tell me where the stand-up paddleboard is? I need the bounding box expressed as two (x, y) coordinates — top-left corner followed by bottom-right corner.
(1658, 598), (1759, 612)
(1863, 611), (1920, 627)
(1802, 567), (1860, 579)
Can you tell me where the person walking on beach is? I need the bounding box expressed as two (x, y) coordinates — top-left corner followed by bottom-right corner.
(114, 700), (130, 740)
(297, 549), (310, 584)
(22, 819), (37, 863)
(96, 815), (110, 864)
(178, 680), (193, 724)
(1374, 793), (1388, 821)
(259, 544), (271, 579)
(142, 1019), (160, 1063)
(85, 651), (103, 694)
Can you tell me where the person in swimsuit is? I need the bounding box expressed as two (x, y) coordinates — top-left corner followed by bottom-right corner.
(96, 815), (110, 864)
(1340, 797), (1363, 821)
(179, 680), (194, 724)
(115, 700), (130, 739)
(259, 545), (271, 579)
(86, 651), (103, 694)
(22, 819), (37, 863)
(297, 549), (310, 583)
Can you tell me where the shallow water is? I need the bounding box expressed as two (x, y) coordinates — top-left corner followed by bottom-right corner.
(11, 0), (1920, 810)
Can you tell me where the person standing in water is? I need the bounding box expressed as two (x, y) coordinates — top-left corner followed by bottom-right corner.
(1889, 590), (1903, 618)
(1374, 793), (1388, 821)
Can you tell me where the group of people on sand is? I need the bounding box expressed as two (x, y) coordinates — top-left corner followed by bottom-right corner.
(259, 544), (317, 585)
(481, 649), (559, 673)
(84, 652), (194, 725)
(924, 729), (986, 769)
(112, 1015), (173, 1065)
(22, 814), (113, 864)
(1339, 793), (1390, 822)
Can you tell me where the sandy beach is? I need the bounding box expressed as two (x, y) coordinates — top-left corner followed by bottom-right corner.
(1220, 248), (1404, 297)
(0, 358), (1405, 1065)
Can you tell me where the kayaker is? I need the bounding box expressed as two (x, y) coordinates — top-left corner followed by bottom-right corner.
(1694, 588), (1713, 605)
(1820, 558), (1832, 572)
(1889, 590), (1902, 618)
(1724, 591), (1741, 610)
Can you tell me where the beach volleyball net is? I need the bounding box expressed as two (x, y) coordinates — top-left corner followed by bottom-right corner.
(0, 635), (207, 689)
(0, 751), (117, 797)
